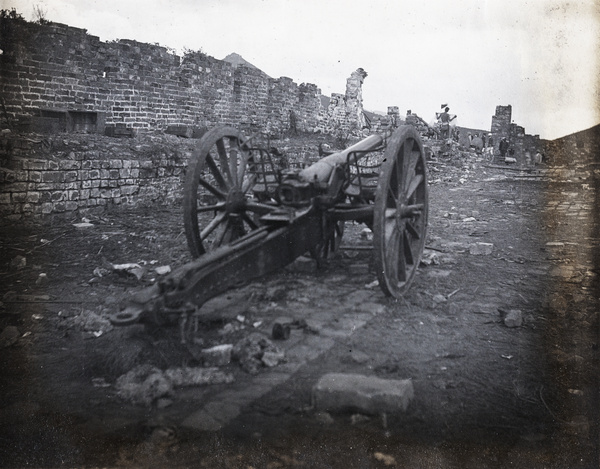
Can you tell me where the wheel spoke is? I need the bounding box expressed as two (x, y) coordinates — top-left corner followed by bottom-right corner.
(387, 178), (398, 207)
(198, 175), (227, 199)
(406, 174), (423, 200)
(229, 140), (240, 188)
(405, 220), (420, 239)
(406, 150), (419, 187)
(384, 216), (395, 242)
(241, 172), (257, 194)
(403, 231), (414, 265)
(242, 213), (259, 230)
(245, 201), (277, 215)
(200, 212), (226, 241)
(196, 202), (226, 213)
(395, 154), (403, 198)
(385, 207), (397, 219)
(215, 219), (232, 246)
(236, 145), (249, 187)
(205, 153), (228, 190)
(396, 229), (407, 281)
(216, 138), (234, 184)
(387, 225), (405, 282)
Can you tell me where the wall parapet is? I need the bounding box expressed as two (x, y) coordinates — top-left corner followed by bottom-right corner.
(0, 15), (367, 138)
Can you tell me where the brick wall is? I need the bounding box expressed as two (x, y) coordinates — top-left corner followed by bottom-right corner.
(0, 14), (383, 219)
(0, 130), (337, 220)
(491, 105), (512, 138)
(0, 133), (194, 220)
(0, 15), (359, 137)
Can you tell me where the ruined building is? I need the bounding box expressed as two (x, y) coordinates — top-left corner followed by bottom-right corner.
(490, 105), (542, 162)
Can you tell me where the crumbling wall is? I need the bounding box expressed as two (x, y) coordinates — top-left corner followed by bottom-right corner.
(0, 16), (325, 136)
(316, 68), (369, 136)
(0, 16), (368, 138)
(490, 105), (541, 163)
(491, 105), (512, 139)
(544, 124), (600, 165)
(344, 68), (368, 130)
(0, 15), (374, 219)
(0, 132), (330, 219)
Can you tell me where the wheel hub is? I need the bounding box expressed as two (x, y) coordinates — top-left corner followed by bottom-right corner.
(225, 189), (246, 213)
(399, 203), (418, 218)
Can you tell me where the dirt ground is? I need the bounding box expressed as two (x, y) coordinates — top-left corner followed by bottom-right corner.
(0, 142), (599, 468)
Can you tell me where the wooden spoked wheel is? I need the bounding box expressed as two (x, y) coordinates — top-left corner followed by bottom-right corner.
(183, 126), (270, 258)
(373, 125), (428, 297)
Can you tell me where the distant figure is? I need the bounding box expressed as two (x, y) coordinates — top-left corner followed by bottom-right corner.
(505, 147), (517, 164)
(499, 137), (509, 160)
(488, 134), (494, 149)
(453, 128), (460, 142)
(435, 106), (456, 139)
(481, 134), (487, 148)
(471, 133), (484, 153)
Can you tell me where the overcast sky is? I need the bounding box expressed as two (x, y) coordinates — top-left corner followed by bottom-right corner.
(3, 0), (599, 139)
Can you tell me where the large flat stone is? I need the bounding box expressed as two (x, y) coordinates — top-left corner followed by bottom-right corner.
(312, 373), (413, 414)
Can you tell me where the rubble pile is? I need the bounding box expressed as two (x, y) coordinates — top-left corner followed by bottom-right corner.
(114, 364), (235, 406)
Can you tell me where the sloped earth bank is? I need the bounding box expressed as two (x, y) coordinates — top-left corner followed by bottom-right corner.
(0, 151), (598, 468)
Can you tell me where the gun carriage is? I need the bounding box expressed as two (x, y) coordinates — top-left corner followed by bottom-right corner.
(109, 125), (429, 334)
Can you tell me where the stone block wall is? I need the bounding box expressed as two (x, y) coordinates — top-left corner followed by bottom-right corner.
(0, 133), (195, 219)
(491, 105), (512, 138)
(490, 104), (541, 162)
(0, 15), (361, 138)
(0, 130), (335, 220)
(0, 14), (392, 219)
(544, 124), (600, 165)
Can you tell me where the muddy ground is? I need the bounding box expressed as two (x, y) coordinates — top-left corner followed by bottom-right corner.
(0, 146), (599, 468)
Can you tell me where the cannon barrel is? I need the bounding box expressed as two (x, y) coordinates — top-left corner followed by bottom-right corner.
(299, 134), (383, 183)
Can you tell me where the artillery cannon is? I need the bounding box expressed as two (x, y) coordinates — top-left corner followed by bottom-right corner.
(109, 125), (429, 332)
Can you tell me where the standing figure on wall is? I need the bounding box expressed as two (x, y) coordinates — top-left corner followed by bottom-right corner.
(436, 105), (456, 140)
(499, 137), (510, 161)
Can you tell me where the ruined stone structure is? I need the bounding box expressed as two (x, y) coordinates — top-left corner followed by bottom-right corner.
(545, 124), (600, 166)
(315, 69), (371, 136)
(0, 14), (381, 218)
(490, 105), (541, 163)
(344, 68), (368, 129)
(0, 15), (369, 138)
(387, 107), (400, 126)
(0, 134), (193, 218)
(0, 128), (329, 219)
